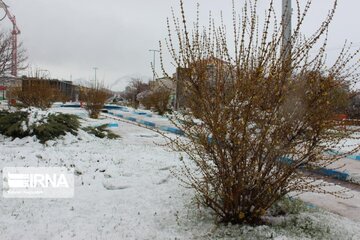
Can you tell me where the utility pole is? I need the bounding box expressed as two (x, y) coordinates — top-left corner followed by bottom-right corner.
(93, 67), (98, 86)
(282, 0), (292, 66)
(149, 49), (160, 81)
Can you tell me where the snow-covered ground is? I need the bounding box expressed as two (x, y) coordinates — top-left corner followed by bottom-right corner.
(1, 107), (360, 239)
(108, 106), (360, 184)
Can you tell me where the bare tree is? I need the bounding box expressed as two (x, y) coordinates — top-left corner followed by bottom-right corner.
(138, 86), (171, 115)
(0, 31), (27, 76)
(160, 0), (360, 225)
(346, 90), (360, 120)
(121, 78), (150, 108)
(8, 78), (64, 109)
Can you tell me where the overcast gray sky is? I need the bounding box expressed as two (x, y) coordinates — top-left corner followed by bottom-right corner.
(1, 0), (359, 90)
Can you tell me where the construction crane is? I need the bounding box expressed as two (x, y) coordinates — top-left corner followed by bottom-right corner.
(0, 0), (20, 77)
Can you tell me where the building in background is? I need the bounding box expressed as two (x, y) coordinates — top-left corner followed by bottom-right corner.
(0, 76), (22, 100)
(21, 77), (79, 102)
(0, 76), (80, 102)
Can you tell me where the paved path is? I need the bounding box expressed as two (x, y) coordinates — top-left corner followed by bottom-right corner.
(105, 109), (360, 222)
(299, 182), (360, 222)
(107, 108), (360, 177)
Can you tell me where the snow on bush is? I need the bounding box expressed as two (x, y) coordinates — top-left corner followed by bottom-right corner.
(83, 124), (120, 139)
(0, 108), (80, 143)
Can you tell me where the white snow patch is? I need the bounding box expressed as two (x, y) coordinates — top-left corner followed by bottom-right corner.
(0, 108), (360, 239)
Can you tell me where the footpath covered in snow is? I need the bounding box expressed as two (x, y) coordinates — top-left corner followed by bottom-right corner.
(0, 107), (360, 239)
(104, 105), (360, 185)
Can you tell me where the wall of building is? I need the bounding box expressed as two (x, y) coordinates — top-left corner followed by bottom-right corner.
(21, 78), (79, 102)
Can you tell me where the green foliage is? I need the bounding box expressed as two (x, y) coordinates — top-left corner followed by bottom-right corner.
(0, 110), (29, 138)
(269, 197), (310, 217)
(0, 110), (80, 143)
(32, 114), (80, 143)
(83, 124), (120, 139)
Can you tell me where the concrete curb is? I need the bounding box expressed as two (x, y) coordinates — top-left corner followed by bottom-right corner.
(92, 123), (119, 128)
(326, 149), (360, 162)
(280, 157), (359, 185)
(105, 111), (359, 186)
(138, 119), (156, 127)
(107, 111), (183, 136)
(107, 123), (119, 128)
(105, 105), (154, 118)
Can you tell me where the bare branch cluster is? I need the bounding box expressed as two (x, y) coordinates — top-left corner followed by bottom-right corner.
(80, 82), (110, 119)
(0, 31), (27, 76)
(160, 0), (360, 225)
(121, 78), (150, 109)
(8, 77), (66, 109)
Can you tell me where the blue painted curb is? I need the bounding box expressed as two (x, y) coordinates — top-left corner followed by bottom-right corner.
(159, 126), (169, 132)
(132, 111), (153, 118)
(94, 123), (119, 128)
(103, 105), (125, 110)
(167, 127), (183, 135)
(126, 117), (137, 122)
(138, 120), (156, 127)
(133, 111), (148, 116)
(315, 168), (349, 181)
(108, 111), (156, 128)
(159, 126), (184, 135)
(105, 111), (357, 184)
(109, 111), (184, 135)
(280, 157), (350, 182)
(107, 123), (119, 128)
(326, 149), (360, 162)
(61, 104), (81, 108)
(349, 155), (360, 161)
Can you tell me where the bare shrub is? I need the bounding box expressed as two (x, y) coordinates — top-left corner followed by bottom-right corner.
(6, 83), (22, 105)
(346, 91), (360, 119)
(80, 83), (110, 119)
(121, 78), (150, 108)
(137, 90), (152, 109)
(9, 78), (64, 109)
(139, 87), (171, 115)
(160, 0), (360, 225)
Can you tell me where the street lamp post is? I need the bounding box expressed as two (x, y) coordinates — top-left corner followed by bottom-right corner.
(93, 67), (98, 86)
(282, 0), (292, 65)
(149, 49), (160, 81)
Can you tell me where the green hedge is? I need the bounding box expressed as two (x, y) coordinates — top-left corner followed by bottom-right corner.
(32, 114), (80, 143)
(83, 124), (120, 139)
(0, 111), (29, 139)
(0, 110), (80, 143)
